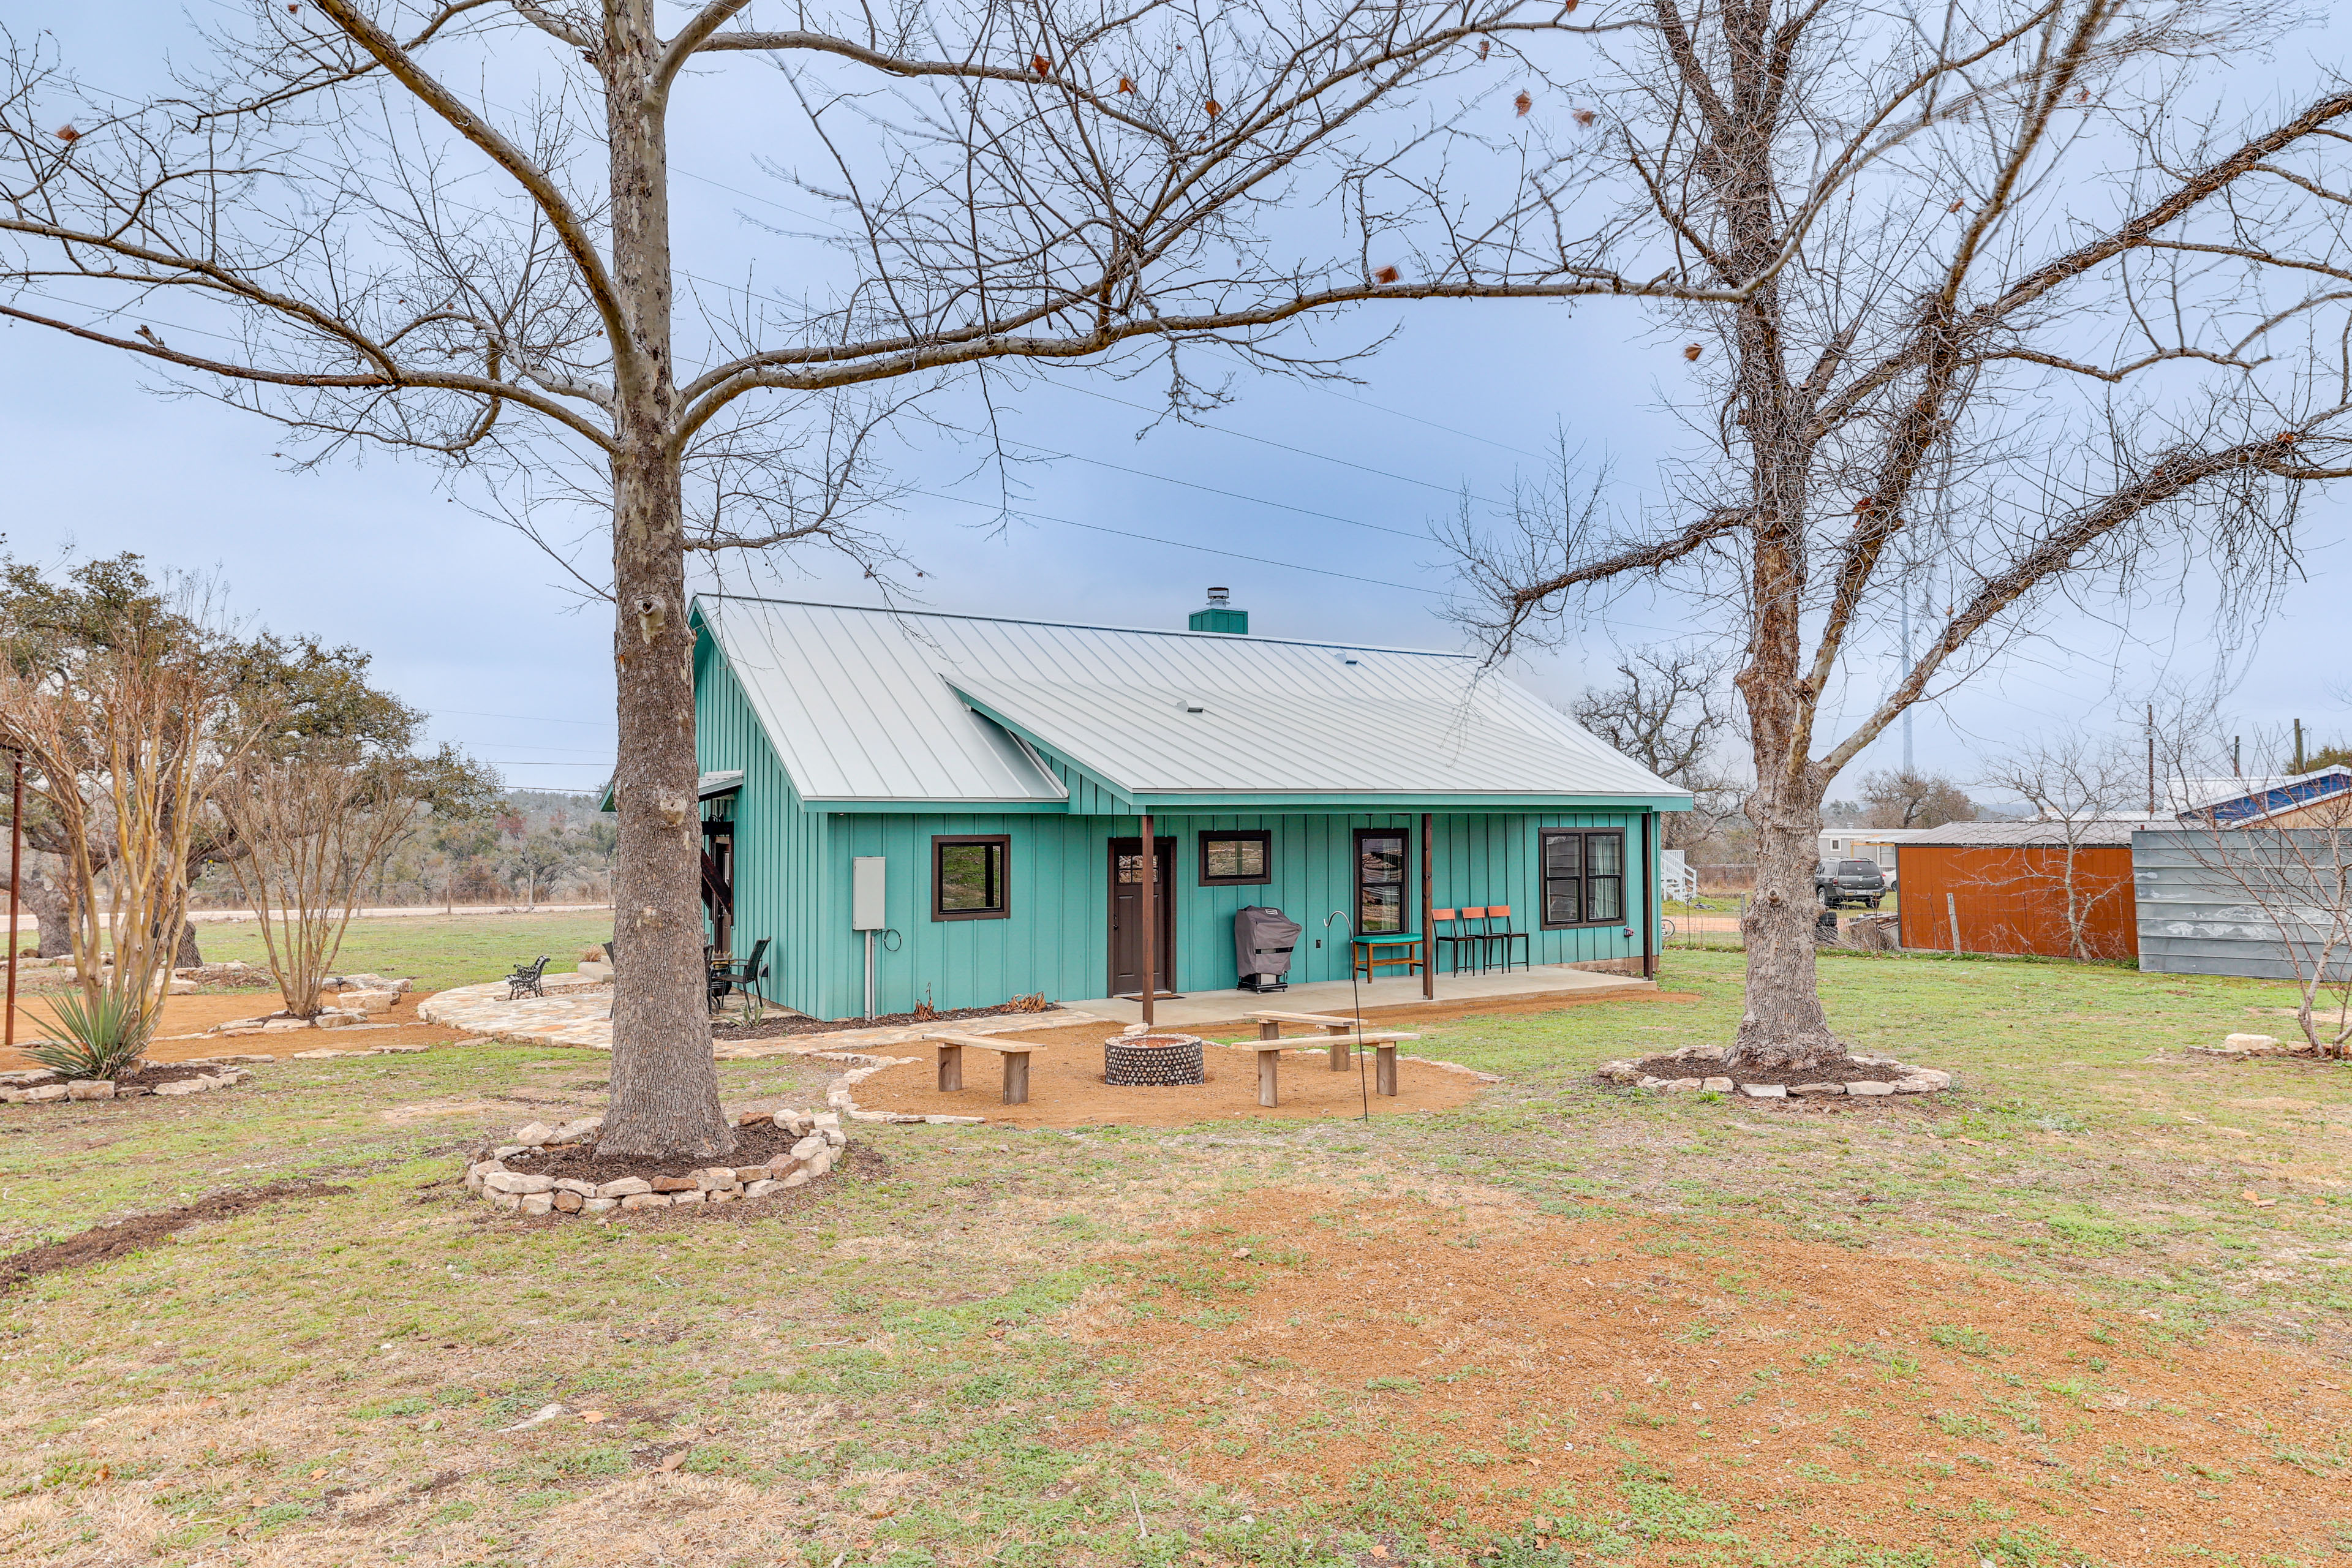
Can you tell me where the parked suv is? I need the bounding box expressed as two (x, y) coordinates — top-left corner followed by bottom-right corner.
(1815, 858), (1887, 909)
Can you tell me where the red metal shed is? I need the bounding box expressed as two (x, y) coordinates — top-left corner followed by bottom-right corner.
(1894, 820), (2140, 960)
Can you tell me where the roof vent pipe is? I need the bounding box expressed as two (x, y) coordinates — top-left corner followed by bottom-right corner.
(1188, 586), (1249, 635)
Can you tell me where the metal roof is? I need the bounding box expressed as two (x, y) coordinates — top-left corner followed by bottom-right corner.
(694, 595), (1690, 808)
(1898, 818), (2147, 850)
(2173, 766), (2352, 825)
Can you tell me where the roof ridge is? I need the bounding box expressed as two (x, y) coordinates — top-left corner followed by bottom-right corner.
(695, 591), (1469, 660)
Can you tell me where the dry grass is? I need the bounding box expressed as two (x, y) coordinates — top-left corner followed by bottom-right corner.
(0, 949), (2347, 1566)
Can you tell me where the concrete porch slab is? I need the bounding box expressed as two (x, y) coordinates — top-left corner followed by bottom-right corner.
(1060, 963), (1653, 1030)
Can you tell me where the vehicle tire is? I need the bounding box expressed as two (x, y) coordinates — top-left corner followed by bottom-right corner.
(1866, 897), (1882, 910)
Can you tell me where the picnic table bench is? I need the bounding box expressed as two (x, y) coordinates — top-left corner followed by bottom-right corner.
(1242, 1010), (1420, 1105)
(924, 1031), (1050, 1105)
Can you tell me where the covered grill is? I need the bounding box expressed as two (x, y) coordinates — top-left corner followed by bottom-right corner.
(1234, 905), (1301, 993)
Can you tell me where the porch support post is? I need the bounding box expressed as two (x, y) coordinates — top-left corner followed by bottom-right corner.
(1139, 810), (1155, 1027)
(1420, 812), (1434, 1000)
(1640, 812), (1656, 981)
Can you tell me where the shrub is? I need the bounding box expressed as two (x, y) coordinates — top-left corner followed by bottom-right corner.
(24, 990), (149, 1080)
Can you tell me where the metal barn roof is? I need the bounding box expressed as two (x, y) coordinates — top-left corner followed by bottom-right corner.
(693, 595), (1691, 809)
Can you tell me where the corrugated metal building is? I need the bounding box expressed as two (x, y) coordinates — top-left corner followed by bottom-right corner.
(1896, 821), (2142, 959)
(2135, 824), (2352, 981)
(688, 593), (1691, 1019)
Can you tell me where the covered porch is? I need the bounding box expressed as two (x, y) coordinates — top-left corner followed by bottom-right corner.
(1065, 957), (1651, 1029)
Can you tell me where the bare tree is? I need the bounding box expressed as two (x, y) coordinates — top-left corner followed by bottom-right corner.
(1860, 769), (1976, 830)
(221, 743), (456, 1018)
(1443, 0), (2352, 1069)
(2163, 791), (2352, 1056)
(0, 578), (264, 1060)
(1977, 733), (2136, 960)
(1569, 643), (1744, 848)
(0, 0), (1746, 1158)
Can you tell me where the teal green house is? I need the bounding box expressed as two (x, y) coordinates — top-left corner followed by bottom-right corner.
(688, 592), (1691, 1021)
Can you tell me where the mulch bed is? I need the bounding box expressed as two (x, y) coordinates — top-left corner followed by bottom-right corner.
(489, 1120), (808, 1186)
(113, 1061), (230, 1092)
(1631, 1054), (1909, 1087)
(0, 1180), (346, 1291)
(712, 1001), (1063, 1041)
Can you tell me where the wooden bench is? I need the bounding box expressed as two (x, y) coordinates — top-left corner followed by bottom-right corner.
(924, 1031), (1050, 1105)
(1350, 935), (1423, 982)
(1247, 1011), (1422, 1072)
(1251, 1030), (1411, 1104)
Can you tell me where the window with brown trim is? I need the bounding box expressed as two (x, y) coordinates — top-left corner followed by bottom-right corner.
(1540, 829), (1625, 927)
(932, 835), (1010, 921)
(1355, 827), (1410, 934)
(1199, 830), (1273, 886)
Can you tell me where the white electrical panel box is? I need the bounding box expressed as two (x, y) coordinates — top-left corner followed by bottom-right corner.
(851, 857), (887, 930)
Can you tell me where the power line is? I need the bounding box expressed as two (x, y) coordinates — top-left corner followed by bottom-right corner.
(909, 488), (1439, 595)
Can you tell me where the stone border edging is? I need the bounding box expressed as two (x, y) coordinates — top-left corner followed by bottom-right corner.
(1596, 1050), (1951, 1099)
(464, 1107), (852, 1218)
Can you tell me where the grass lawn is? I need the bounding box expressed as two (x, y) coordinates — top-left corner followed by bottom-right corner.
(187, 911), (619, 993)
(1, 949), (2346, 1566)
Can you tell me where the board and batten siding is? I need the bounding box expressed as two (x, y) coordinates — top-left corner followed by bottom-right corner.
(694, 627), (831, 1019)
(2133, 827), (2352, 982)
(786, 808), (1653, 1019)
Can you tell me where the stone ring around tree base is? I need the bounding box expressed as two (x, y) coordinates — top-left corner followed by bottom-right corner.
(1597, 1049), (1951, 1099)
(463, 1107), (849, 1217)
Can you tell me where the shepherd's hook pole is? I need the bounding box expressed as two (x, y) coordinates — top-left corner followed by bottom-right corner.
(1324, 910), (1369, 1121)
(4, 747), (19, 1050)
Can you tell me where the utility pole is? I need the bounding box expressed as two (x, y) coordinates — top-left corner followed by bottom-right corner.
(2293, 718), (2305, 774)
(2146, 704), (2156, 817)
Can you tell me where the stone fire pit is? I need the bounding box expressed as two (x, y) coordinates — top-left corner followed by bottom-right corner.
(1104, 1031), (1206, 1087)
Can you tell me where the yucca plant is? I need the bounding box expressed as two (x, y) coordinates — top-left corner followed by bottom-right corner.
(24, 990), (149, 1081)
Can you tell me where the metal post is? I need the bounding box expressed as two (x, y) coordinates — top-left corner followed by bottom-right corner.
(4, 748), (19, 1050)
(1420, 813), (1434, 1000)
(1139, 812), (1155, 1027)
(1639, 811), (1655, 980)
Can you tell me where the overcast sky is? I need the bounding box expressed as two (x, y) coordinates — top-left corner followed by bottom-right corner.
(8, 2), (2346, 800)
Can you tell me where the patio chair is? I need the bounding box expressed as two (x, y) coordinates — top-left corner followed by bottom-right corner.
(707, 937), (772, 1018)
(505, 955), (551, 1000)
(1480, 907), (1531, 973)
(1431, 909), (1480, 975)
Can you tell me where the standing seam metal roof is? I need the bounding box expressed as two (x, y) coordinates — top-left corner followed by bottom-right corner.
(695, 595), (1689, 807)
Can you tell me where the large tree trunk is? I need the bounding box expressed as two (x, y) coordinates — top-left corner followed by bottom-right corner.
(592, 1), (732, 1161)
(17, 862), (75, 960)
(1730, 783), (1847, 1071)
(175, 920), (203, 967)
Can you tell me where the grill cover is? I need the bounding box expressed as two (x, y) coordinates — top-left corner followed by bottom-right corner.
(1234, 905), (1302, 982)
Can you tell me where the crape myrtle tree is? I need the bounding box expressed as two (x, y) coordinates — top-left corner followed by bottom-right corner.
(1443, 0), (2352, 1071)
(0, 0), (1763, 1158)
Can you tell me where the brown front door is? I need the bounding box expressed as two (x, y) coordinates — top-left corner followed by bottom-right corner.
(1108, 836), (1177, 998)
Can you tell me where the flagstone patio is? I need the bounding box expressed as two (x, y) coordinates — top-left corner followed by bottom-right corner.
(413, 973), (1112, 1058)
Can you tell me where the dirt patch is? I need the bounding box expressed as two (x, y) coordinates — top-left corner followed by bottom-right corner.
(1, 987), (466, 1071)
(1064, 1189), (2352, 1562)
(494, 1119), (812, 1185)
(855, 1028), (1488, 1128)
(1629, 1053), (1912, 1087)
(713, 1000), (1064, 1041)
(0, 1180), (348, 1291)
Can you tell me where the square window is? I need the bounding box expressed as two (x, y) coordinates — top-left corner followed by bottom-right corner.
(1199, 831), (1272, 885)
(1540, 828), (1627, 928)
(933, 835), (1009, 920)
